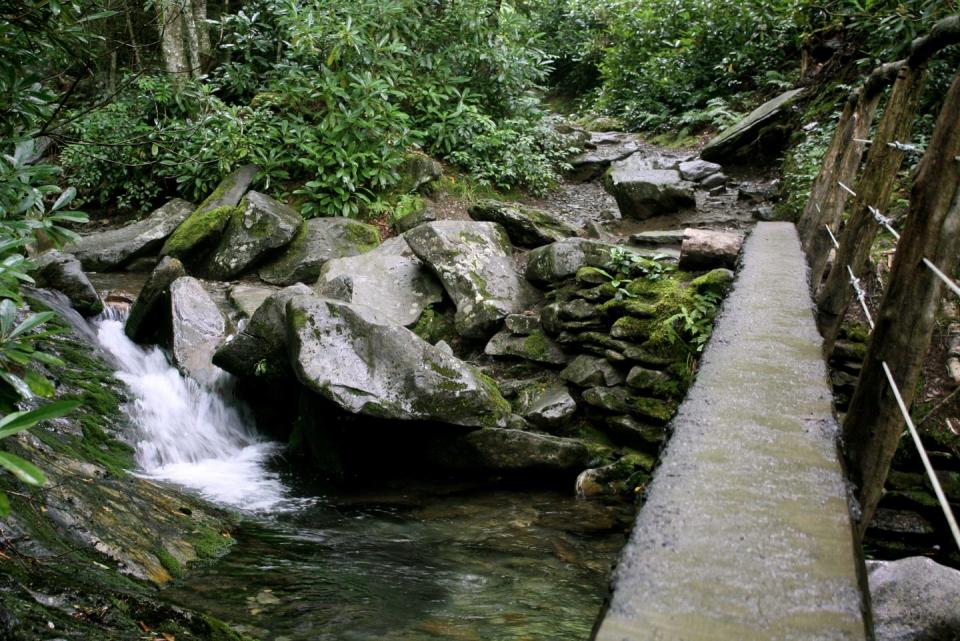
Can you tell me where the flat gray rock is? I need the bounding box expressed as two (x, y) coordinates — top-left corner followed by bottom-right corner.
(258, 217), (380, 285)
(678, 159), (722, 182)
(205, 191), (303, 280)
(519, 385), (578, 429)
(32, 250), (102, 316)
(561, 354), (625, 387)
(426, 428), (588, 475)
(170, 276), (228, 386)
(604, 154), (695, 220)
(679, 228), (744, 270)
(629, 230), (685, 246)
(468, 200), (577, 248)
(405, 221), (540, 339)
(227, 283), (278, 319)
(701, 88), (805, 162)
(484, 329), (568, 365)
(288, 295), (511, 427)
(525, 238), (667, 285)
(869, 556), (960, 641)
(314, 236), (443, 327)
(68, 199), (193, 271)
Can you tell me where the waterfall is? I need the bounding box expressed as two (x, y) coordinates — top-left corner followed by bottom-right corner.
(94, 307), (289, 511)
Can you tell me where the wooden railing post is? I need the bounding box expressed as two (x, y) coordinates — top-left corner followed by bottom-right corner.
(815, 63), (927, 352)
(842, 67), (960, 540)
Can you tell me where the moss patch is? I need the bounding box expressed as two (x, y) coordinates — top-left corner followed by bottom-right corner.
(162, 205), (239, 258)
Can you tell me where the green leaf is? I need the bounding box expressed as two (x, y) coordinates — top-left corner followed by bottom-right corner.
(9, 311), (54, 340)
(0, 299), (16, 336)
(0, 450), (46, 486)
(51, 187), (76, 212)
(0, 372), (32, 399)
(0, 490), (9, 516)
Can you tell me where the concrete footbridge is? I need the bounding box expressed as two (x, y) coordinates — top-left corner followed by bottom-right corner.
(594, 222), (871, 641)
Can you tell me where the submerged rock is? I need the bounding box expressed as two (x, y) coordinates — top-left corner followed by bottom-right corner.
(314, 235), (443, 327)
(700, 88), (805, 162)
(467, 200), (577, 248)
(125, 256), (186, 343)
(258, 217), (380, 285)
(32, 250), (102, 316)
(405, 221), (539, 339)
(288, 295), (511, 427)
(427, 428), (589, 475)
(205, 191), (303, 280)
(604, 154), (695, 220)
(68, 198), (193, 271)
(869, 556), (960, 641)
(170, 276), (228, 386)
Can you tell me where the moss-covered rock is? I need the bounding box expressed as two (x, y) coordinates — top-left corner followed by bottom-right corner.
(259, 217), (380, 285)
(484, 328), (569, 365)
(581, 386), (676, 424)
(161, 205), (237, 260)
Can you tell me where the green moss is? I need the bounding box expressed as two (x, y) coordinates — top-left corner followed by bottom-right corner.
(629, 396), (676, 424)
(190, 526), (234, 559)
(839, 321), (872, 344)
(344, 221), (381, 249)
(474, 371), (512, 426)
(162, 205), (239, 258)
(196, 171), (240, 212)
(610, 316), (652, 341)
(575, 266), (609, 285)
(522, 330), (552, 360)
(597, 298), (657, 318)
(155, 547), (185, 579)
(410, 306), (457, 345)
(691, 268), (734, 295)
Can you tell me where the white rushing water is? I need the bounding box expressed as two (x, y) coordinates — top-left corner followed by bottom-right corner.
(95, 315), (289, 511)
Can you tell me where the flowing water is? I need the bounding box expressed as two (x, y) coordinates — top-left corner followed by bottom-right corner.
(83, 297), (630, 640)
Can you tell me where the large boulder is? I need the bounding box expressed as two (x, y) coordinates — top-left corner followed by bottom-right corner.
(313, 236), (443, 327)
(257, 217), (380, 286)
(227, 283), (278, 319)
(68, 199), (193, 271)
(568, 133), (639, 183)
(397, 151), (442, 193)
(700, 88), (805, 162)
(160, 165), (258, 261)
(678, 159), (722, 182)
(213, 284), (312, 380)
(467, 200), (577, 248)
(679, 228), (744, 270)
(869, 556), (960, 641)
(404, 221), (539, 339)
(169, 277), (228, 386)
(125, 256), (186, 342)
(604, 154), (695, 220)
(31, 250), (102, 316)
(287, 295), (511, 427)
(205, 191), (303, 280)
(426, 429), (589, 475)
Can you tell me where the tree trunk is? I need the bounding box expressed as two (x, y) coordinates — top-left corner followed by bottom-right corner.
(125, 1), (143, 72)
(192, 0), (211, 63)
(815, 64), (927, 352)
(158, 0), (190, 86)
(182, 0), (202, 78)
(842, 68), (960, 540)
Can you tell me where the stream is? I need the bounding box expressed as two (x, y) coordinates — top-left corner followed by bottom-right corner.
(87, 299), (633, 640)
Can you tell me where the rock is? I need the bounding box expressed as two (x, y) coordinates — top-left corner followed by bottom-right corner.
(314, 236), (443, 327)
(169, 277), (228, 386)
(397, 151), (441, 193)
(701, 88), (805, 162)
(205, 191), (303, 280)
(467, 200), (577, 248)
(869, 508), (936, 538)
(393, 207), (436, 234)
(576, 454), (654, 497)
(560, 355), (625, 388)
(257, 217), (380, 285)
(679, 228), (744, 270)
(288, 295), (511, 427)
(604, 154), (696, 220)
(68, 199), (193, 271)
(691, 268), (736, 295)
(405, 221), (539, 339)
(484, 329), (568, 365)
(428, 429), (589, 475)
(605, 415), (667, 450)
(709, 185), (726, 197)
(559, 298), (598, 321)
(504, 313), (540, 335)
(678, 159), (722, 182)
(124, 256), (160, 272)
(568, 135), (639, 182)
(700, 173), (728, 189)
(868, 556), (960, 641)
(629, 230), (685, 246)
(625, 365), (672, 394)
(738, 182), (780, 204)
(31, 250), (102, 316)
(581, 386), (675, 424)
(434, 340), (454, 356)
(213, 284), (312, 380)
(227, 283), (277, 319)
(160, 165), (258, 260)
(525, 238), (665, 285)
(753, 205), (776, 221)
(519, 385), (577, 429)
(125, 256), (187, 343)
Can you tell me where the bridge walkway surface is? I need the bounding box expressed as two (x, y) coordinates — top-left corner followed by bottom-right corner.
(593, 222), (871, 641)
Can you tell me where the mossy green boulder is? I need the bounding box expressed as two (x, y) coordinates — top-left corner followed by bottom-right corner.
(468, 199), (577, 248)
(258, 217), (380, 285)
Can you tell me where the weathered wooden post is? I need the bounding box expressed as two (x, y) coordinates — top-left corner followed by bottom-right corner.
(797, 62), (899, 286)
(815, 64), (927, 351)
(843, 66), (960, 539)
(815, 15), (960, 354)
